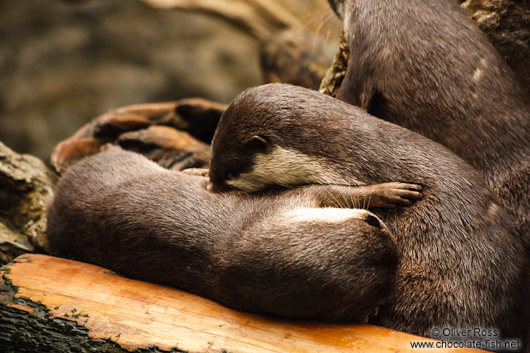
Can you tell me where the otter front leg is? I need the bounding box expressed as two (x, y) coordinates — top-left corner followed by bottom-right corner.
(319, 182), (423, 209)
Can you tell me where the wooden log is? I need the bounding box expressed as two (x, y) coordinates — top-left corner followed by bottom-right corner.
(50, 99), (224, 175)
(0, 254), (483, 353)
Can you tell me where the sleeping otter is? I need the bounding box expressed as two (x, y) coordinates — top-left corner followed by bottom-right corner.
(208, 83), (529, 346)
(47, 147), (423, 323)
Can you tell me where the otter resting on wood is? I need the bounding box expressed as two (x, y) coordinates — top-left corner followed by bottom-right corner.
(47, 147), (424, 323)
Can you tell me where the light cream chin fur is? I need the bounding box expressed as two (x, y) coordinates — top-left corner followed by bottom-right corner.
(226, 146), (360, 191)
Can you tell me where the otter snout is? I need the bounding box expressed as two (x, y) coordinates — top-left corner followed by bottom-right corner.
(352, 209), (386, 230)
(364, 213), (382, 228)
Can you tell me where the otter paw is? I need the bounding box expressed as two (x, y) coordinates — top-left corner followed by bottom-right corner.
(370, 182), (423, 208)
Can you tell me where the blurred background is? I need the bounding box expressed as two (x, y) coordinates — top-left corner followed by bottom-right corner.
(2, 0), (527, 164)
(0, 0), (340, 163)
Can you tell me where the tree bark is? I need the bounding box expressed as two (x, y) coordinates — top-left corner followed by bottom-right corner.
(0, 143), (56, 265)
(319, 30), (349, 97)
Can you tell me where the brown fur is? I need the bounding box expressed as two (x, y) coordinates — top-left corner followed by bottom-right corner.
(209, 83), (529, 346)
(328, 0), (530, 254)
(47, 148), (412, 323)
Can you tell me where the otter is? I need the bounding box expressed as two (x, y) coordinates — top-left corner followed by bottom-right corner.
(208, 84), (530, 345)
(326, 0), (530, 253)
(47, 147), (425, 322)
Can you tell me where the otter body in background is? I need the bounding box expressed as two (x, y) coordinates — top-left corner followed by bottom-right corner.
(209, 84), (529, 344)
(327, 0), (530, 252)
(47, 148), (425, 322)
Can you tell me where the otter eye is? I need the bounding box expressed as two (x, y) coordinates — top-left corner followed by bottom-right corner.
(225, 172), (234, 181)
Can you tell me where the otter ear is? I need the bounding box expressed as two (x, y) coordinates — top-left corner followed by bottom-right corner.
(244, 135), (270, 152)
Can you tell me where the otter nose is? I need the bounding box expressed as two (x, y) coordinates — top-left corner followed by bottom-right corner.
(351, 209), (384, 228)
(365, 214), (382, 228)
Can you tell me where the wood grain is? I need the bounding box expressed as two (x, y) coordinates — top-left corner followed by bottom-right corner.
(0, 254), (483, 353)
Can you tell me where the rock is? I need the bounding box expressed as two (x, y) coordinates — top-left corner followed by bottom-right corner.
(0, 143), (56, 265)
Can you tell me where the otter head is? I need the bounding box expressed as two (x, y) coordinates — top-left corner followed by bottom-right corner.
(208, 131), (273, 193)
(208, 84), (349, 193)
